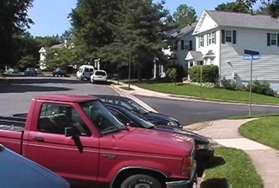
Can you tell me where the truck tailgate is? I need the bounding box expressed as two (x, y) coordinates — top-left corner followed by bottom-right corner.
(0, 130), (24, 154)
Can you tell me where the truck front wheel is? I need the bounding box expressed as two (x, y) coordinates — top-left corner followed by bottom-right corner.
(120, 174), (162, 188)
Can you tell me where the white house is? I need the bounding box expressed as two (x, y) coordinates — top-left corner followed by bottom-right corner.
(168, 23), (196, 68)
(39, 40), (74, 70)
(186, 10), (279, 92)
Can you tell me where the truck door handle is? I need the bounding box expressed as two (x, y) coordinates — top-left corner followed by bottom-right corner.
(102, 154), (117, 160)
(33, 137), (45, 142)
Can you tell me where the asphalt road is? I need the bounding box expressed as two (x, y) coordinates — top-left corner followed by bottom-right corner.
(0, 77), (118, 116)
(1, 77), (279, 125)
(137, 95), (279, 125)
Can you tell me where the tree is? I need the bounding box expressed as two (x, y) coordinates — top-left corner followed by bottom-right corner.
(45, 48), (79, 69)
(173, 4), (197, 28)
(215, 1), (251, 13)
(238, 0), (279, 18)
(70, 0), (170, 79)
(101, 0), (169, 79)
(35, 36), (61, 48)
(70, 0), (123, 60)
(16, 32), (40, 69)
(0, 0), (33, 68)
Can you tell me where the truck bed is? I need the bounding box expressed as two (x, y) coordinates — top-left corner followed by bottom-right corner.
(0, 117), (25, 132)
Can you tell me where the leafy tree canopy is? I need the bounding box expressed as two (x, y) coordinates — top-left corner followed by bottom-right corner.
(173, 4), (197, 28)
(0, 0), (33, 68)
(215, 1), (251, 13)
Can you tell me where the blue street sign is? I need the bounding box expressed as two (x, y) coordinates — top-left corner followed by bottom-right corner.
(243, 55), (261, 61)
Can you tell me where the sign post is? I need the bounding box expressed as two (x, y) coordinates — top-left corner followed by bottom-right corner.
(243, 50), (260, 116)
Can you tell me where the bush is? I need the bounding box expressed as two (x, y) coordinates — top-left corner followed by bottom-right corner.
(166, 68), (177, 83)
(221, 78), (237, 90)
(166, 65), (186, 82)
(251, 81), (276, 97)
(189, 65), (219, 83)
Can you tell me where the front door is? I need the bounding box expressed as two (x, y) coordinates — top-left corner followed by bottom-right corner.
(22, 102), (99, 183)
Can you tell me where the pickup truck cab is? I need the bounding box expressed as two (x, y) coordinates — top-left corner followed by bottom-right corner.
(0, 95), (196, 188)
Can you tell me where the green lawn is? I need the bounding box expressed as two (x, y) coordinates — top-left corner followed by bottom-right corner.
(137, 83), (279, 105)
(240, 117), (279, 150)
(202, 147), (263, 188)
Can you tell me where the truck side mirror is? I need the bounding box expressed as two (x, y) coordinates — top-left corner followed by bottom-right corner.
(65, 127), (83, 153)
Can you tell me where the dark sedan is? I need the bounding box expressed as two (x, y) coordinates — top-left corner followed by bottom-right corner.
(105, 104), (214, 177)
(53, 68), (67, 77)
(94, 95), (183, 129)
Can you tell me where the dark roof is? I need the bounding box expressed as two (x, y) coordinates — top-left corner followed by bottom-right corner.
(206, 10), (279, 30)
(36, 95), (97, 103)
(176, 23), (197, 38)
(166, 23), (197, 39)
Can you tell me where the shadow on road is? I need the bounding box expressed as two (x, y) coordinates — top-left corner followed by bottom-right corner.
(200, 178), (230, 188)
(7, 77), (88, 85)
(0, 84), (71, 93)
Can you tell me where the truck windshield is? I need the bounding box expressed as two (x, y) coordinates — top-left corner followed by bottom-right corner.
(81, 101), (127, 135)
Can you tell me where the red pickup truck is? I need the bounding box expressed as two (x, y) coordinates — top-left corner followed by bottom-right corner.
(0, 95), (196, 188)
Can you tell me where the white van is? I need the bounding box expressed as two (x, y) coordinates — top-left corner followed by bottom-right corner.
(76, 65), (95, 80)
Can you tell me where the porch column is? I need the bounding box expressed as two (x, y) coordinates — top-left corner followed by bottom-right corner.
(153, 63), (157, 79)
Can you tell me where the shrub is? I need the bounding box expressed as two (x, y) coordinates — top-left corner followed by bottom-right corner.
(221, 78), (237, 90)
(250, 81), (276, 97)
(166, 65), (186, 82)
(166, 68), (177, 83)
(189, 65), (219, 83)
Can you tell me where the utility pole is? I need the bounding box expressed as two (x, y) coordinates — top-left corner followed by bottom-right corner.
(128, 51), (132, 90)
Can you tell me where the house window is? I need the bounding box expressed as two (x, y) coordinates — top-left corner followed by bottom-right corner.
(271, 33), (277, 46)
(189, 40), (193, 50)
(181, 40), (185, 50)
(207, 33), (212, 45)
(212, 32), (216, 44)
(199, 36), (204, 47)
(225, 31), (232, 42)
(174, 41), (178, 50)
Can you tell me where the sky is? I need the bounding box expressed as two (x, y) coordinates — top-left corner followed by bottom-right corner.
(28, 0), (233, 37)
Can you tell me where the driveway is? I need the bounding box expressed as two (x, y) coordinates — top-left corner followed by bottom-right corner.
(0, 77), (118, 116)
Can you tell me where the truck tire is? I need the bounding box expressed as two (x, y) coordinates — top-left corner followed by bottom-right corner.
(120, 174), (161, 188)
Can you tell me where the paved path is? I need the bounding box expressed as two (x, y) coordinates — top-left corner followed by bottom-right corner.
(188, 119), (279, 188)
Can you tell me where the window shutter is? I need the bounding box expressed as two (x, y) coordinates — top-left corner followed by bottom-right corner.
(277, 34), (279, 46)
(233, 30), (237, 44)
(221, 30), (225, 44)
(267, 33), (271, 46)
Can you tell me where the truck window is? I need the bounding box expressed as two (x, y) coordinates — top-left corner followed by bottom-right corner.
(81, 101), (126, 135)
(39, 103), (91, 136)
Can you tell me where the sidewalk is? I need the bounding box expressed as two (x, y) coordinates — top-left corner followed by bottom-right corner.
(111, 81), (279, 108)
(187, 119), (279, 188)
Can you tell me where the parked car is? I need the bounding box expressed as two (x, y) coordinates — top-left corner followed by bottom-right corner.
(90, 70), (107, 83)
(0, 95), (196, 188)
(94, 95), (182, 129)
(53, 68), (67, 77)
(24, 67), (37, 76)
(76, 65), (94, 80)
(105, 103), (214, 176)
(0, 145), (69, 188)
